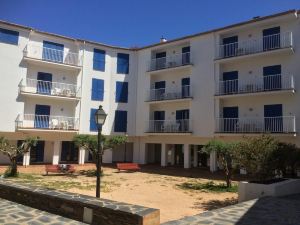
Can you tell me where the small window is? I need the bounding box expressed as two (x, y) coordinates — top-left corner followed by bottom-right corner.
(115, 81), (128, 103)
(93, 49), (106, 71)
(117, 53), (129, 74)
(0, 28), (19, 45)
(114, 110), (127, 132)
(91, 78), (104, 101)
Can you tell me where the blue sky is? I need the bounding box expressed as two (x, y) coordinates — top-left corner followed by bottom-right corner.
(0, 0), (300, 47)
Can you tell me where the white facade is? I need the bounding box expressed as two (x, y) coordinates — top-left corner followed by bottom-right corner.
(0, 10), (300, 171)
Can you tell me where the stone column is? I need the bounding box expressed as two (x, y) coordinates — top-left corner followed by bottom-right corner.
(193, 145), (198, 167)
(52, 141), (61, 165)
(133, 141), (140, 163)
(184, 144), (191, 169)
(161, 144), (167, 167)
(23, 151), (30, 166)
(210, 151), (217, 172)
(139, 142), (146, 164)
(78, 148), (86, 165)
(170, 145), (175, 166)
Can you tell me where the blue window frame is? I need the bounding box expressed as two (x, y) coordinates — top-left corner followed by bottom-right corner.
(116, 81), (128, 103)
(90, 108), (100, 131)
(34, 105), (50, 129)
(114, 110), (127, 132)
(42, 41), (64, 63)
(93, 49), (105, 71)
(117, 53), (129, 74)
(0, 28), (19, 45)
(91, 78), (104, 101)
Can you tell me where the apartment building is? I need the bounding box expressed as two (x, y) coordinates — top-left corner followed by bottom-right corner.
(0, 10), (299, 172)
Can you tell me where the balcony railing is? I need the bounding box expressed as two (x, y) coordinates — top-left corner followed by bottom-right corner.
(146, 85), (191, 101)
(146, 120), (191, 133)
(149, 52), (191, 71)
(23, 44), (82, 66)
(15, 114), (79, 131)
(19, 78), (81, 98)
(215, 116), (296, 133)
(216, 32), (293, 59)
(216, 74), (294, 96)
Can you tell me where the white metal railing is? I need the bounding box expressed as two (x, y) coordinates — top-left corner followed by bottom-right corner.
(147, 120), (191, 133)
(19, 78), (81, 98)
(216, 74), (294, 95)
(216, 32), (293, 59)
(215, 116), (296, 133)
(147, 85), (191, 101)
(149, 52), (191, 71)
(15, 114), (79, 130)
(23, 44), (82, 66)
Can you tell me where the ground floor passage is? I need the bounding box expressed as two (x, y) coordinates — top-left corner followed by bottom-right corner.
(0, 140), (134, 166)
(134, 143), (218, 172)
(0, 139), (219, 171)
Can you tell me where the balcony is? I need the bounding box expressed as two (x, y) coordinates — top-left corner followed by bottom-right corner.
(23, 44), (82, 69)
(19, 78), (81, 100)
(148, 52), (192, 72)
(146, 120), (192, 133)
(15, 114), (79, 131)
(215, 74), (295, 97)
(146, 85), (192, 102)
(216, 32), (293, 60)
(215, 116), (296, 134)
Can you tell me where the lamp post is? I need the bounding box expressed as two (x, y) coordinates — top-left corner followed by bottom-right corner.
(94, 105), (107, 198)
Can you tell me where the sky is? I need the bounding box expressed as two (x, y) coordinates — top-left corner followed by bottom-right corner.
(0, 0), (300, 48)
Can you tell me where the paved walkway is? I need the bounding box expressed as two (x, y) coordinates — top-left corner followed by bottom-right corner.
(163, 194), (300, 225)
(0, 198), (85, 225)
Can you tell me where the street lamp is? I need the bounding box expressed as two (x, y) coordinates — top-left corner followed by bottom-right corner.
(94, 105), (107, 198)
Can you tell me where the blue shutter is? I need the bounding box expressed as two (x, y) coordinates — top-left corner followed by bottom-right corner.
(91, 78), (104, 101)
(0, 28), (19, 45)
(114, 110), (127, 132)
(116, 82), (128, 103)
(42, 41), (64, 63)
(117, 53), (129, 74)
(93, 49), (106, 71)
(90, 108), (100, 131)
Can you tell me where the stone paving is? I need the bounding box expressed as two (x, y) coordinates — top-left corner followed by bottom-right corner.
(0, 198), (85, 225)
(163, 194), (300, 225)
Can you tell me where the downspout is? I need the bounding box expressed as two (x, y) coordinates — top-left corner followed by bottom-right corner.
(77, 41), (85, 134)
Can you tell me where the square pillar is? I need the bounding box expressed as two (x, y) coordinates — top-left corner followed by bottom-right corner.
(210, 151), (217, 172)
(161, 144), (167, 167)
(133, 141), (140, 163)
(78, 148), (86, 165)
(23, 151), (30, 166)
(170, 146), (175, 166)
(52, 141), (61, 165)
(139, 143), (146, 164)
(193, 145), (198, 167)
(184, 144), (191, 169)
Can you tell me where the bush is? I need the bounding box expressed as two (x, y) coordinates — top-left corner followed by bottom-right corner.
(234, 135), (279, 181)
(273, 142), (300, 177)
(179, 181), (238, 193)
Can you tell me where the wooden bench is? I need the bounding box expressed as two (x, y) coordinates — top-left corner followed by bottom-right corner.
(45, 165), (75, 175)
(116, 163), (140, 172)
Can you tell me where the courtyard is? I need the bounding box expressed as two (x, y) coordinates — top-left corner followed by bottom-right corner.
(0, 164), (241, 223)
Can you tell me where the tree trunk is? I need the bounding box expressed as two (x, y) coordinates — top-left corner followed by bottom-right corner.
(10, 157), (18, 177)
(225, 169), (232, 188)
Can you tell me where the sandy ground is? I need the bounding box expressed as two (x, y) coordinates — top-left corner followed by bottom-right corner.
(0, 164), (239, 223)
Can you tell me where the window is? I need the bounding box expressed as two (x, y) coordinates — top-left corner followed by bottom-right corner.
(114, 110), (127, 132)
(42, 41), (64, 63)
(90, 108), (100, 131)
(222, 36), (238, 58)
(263, 27), (280, 51)
(115, 81), (128, 103)
(117, 53), (129, 74)
(0, 28), (19, 45)
(91, 78), (104, 101)
(93, 49), (105, 71)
